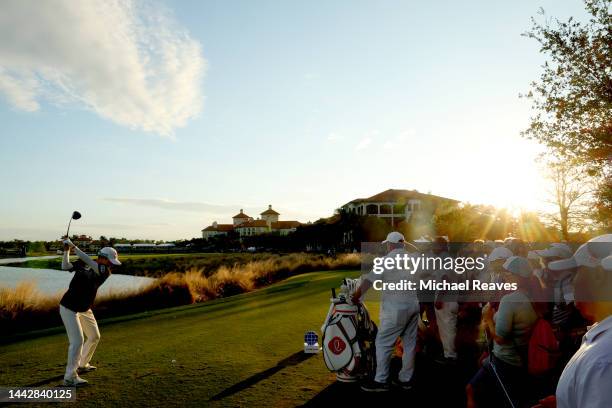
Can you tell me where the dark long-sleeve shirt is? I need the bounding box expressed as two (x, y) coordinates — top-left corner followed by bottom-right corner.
(60, 247), (110, 312)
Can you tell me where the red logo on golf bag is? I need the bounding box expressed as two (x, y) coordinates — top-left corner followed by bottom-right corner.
(328, 336), (346, 355)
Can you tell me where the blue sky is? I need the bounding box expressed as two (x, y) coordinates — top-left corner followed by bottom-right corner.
(0, 0), (588, 241)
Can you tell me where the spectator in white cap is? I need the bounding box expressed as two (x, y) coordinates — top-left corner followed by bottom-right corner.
(467, 256), (538, 407)
(530, 243), (573, 288)
(533, 234), (612, 408)
(486, 246), (513, 284)
(531, 243), (583, 346)
(59, 238), (121, 386)
(505, 237), (528, 258)
(413, 235), (432, 254)
(489, 246), (514, 261)
(352, 231), (420, 392)
(536, 243), (573, 258)
(484, 240), (497, 251)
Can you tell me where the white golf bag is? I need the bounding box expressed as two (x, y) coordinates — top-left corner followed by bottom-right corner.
(321, 278), (377, 382)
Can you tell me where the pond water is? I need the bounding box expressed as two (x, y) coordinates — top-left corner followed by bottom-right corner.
(0, 266), (156, 296)
(0, 255), (60, 265)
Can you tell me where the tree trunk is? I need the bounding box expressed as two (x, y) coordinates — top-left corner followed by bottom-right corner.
(560, 208), (569, 241)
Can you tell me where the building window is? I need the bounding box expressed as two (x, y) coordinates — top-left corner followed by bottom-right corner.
(366, 204), (378, 215)
(380, 204), (392, 214)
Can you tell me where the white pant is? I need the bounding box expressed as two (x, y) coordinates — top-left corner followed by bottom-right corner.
(374, 302), (420, 383)
(434, 301), (458, 359)
(59, 305), (100, 380)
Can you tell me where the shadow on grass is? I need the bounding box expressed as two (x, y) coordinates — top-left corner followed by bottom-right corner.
(302, 354), (471, 408)
(301, 382), (388, 406)
(26, 374), (65, 387)
(210, 351), (315, 401)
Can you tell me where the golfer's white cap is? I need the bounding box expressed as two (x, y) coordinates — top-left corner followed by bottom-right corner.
(533, 243), (573, 259)
(383, 231), (405, 244)
(489, 246), (513, 262)
(98, 247), (121, 265)
(549, 234), (612, 271)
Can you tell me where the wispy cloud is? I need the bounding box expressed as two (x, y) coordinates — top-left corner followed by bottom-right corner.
(383, 128), (416, 149)
(355, 137), (372, 151)
(0, 0), (205, 136)
(103, 198), (237, 214)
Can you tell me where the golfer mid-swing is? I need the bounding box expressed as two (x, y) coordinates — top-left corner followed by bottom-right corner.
(59, 238), (121, 386)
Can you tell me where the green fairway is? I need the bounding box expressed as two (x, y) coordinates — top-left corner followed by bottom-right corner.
(0, 270), (381, 407)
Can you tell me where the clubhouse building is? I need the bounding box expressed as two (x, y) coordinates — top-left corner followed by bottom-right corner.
(202, 205), (302, 239)
(340, 188), (459, 227)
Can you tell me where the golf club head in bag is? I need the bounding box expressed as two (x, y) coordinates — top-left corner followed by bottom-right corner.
(321, 278), (377, 382)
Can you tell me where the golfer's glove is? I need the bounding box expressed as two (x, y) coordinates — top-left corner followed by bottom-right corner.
(63, 238), (75, 247)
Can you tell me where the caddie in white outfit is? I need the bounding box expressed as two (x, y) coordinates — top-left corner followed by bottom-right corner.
(352, 231), (420, 392)
(59, 238), (121, 386)
(432, 236), (458, 363)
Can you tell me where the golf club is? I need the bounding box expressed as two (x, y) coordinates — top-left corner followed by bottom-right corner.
(484, 330), (516, 408)
(66, 211), (82, 238)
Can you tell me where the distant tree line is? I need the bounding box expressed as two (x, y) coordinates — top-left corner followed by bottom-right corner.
(190, 204), (602, 254)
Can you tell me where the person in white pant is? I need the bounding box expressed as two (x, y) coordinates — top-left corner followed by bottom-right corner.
(59, 238), (121, 386)
(352, 231), (420, 392)
(435, 302), (458, 361)
(432, 236), (458, 363)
